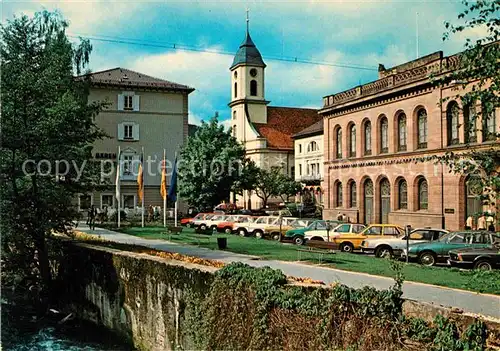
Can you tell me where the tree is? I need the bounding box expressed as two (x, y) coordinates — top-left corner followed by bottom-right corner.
(432, 0), (500, 224)
(276, 173), (302, 204)
(230, 158), (260, 201)
(178, 116), (248, 210)
(0, 11), (106, 307)
(253, 167), (282, 208)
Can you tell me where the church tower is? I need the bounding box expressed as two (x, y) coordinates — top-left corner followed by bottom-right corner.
(229, 14), (269, 142)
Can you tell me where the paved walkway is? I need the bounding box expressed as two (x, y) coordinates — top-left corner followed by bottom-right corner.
(76, 225), (500, 319)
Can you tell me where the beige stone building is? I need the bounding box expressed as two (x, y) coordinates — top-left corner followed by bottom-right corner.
(321, 51), (499, 230)
(77, 68), (194, 212)
(292, 120), (324, 204)
(229, 29), (321, 209)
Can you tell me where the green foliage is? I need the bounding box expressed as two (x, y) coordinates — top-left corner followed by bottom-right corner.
(0, 11), (106, 303)
(253, 166), (301, 208)
(184, 263), (488, 351)
(178, 116), (252, 209)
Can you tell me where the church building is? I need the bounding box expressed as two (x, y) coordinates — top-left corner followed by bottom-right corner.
(229, 26), (321, 209)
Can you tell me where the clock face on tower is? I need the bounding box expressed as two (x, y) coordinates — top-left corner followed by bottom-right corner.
(250, 68), (257, 77)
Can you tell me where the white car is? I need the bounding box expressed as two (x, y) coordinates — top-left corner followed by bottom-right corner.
(235, 216), (280, 237)
(304, 223), (366, 242)
(361, 228), (449, 257)
(195, 214), (229, 231)
(191, 213), (216, 229)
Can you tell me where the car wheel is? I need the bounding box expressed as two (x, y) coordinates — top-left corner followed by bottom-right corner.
(224, 227), (232, 234)
(254, 230), (264, 239)
(340, 242), (354, 253)
(271, 233), (280, 241)
(419, 252), (437, 266)
(200, 224), (207, 231)
(186, 223), (191, 228)
(474, 260), (492, 270)
(293, 236), (304, 245)
(210, 225), (217, 232)
(375, 246), (393, 258)
(238, 229), (247, 237)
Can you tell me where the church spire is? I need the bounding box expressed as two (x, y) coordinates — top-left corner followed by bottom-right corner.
(230, 10), (266, 69)
(246, 7), (249, 34)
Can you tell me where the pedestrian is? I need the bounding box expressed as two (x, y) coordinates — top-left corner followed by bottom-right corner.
(465, 215), (473, 230)
(477, 214), (486, 231)
(89, 205), (97, 230)
(486, 211), (495, 232)
(342, 213), (347, 222)
(86, 206), (92, 225)
(147, 205), (154, 222)
(337, 212), (343, 221)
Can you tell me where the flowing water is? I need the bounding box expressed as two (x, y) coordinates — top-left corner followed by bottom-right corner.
(1, 296), (135, 351)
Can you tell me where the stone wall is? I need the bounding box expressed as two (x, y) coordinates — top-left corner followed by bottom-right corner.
(55, 243), (500, 351)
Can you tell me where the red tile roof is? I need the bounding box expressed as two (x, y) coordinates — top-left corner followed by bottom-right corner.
(253, 107), (321, 150)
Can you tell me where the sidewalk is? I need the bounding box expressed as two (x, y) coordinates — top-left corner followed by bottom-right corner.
(76, 224), (500, 319)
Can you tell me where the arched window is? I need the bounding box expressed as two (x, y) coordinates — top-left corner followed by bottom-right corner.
(250, 80), (258, 96)
(234, 82), (237, 98)
(398, 179), (408, 209)
(349, 181), (357, 207)
(466, 176), (482, 223)
(418, 178), (428, 210)
(349, 124), (356, 157)
(398, 113), (407, 151)
(336, 128), (342, 158)
(380, 117), (388, 153)
(464, 104), (477, 143)
(417, 109), (428, 149)
(232, 125), (237, 138)
(447, 102), (459, 145)
(364, 121), (372, 155)
(232, 111), (236, 120)
(482, 103), (496, 141)
(307, 141), (318, 152)
(336, 182), (343, 207)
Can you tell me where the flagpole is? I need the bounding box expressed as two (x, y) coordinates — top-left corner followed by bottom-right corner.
(117, 146), (121, 229)
(163, 149), (167, 228)
(174, 151), (178, 227)
(141, 146), (145, 228)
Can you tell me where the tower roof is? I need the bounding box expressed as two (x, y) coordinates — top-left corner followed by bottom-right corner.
(231, 31), (266, 69)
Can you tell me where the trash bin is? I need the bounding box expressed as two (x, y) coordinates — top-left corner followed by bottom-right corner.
(217, 237), (227, 250)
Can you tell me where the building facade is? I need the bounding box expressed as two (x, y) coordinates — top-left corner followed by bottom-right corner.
(293, 120), (324, 204)
(229, 28), (321, 209)
(78, 68), (194, 212)
(321, 51), (499, 230)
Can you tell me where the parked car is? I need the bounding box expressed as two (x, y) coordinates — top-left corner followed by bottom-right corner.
(262, 218), (311, 240)
(283, 220), (339, 245)
(403, 231), (500, 266)
(305, 223), (366, 243)
(361, 228), (449, 258)
(448, 244), (500, 270)
(330, 224), (404, 253)
(234, 216), (280, 237)
(216, 215), (252, 234)
(180, 217), (194, 227)
(190, 213), (215, 229)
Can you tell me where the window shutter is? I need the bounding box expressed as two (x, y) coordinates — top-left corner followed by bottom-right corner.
(117, 123), (124, 140)
(118, 94), (125, 110)
(133, 154), (141, 176)
(133, 123), (140, 140)
(133, 95), (140, 111)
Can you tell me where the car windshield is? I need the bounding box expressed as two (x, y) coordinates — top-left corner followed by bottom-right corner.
(437, 232), (456, 242)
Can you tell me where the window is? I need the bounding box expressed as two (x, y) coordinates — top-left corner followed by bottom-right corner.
(398, 113), (407, 151)
(398, 179), (408, 209)
(79, 194), (92, 210)
(366, 226), (382, 235)
(307, 141), (318, 152)
(336, 128), (342, 158)
(349, 182), (357, 208)
(334, 224), (350, 232)
(123, 195), (135, 209)
(349, 124), (356, 157)
(118, 93), (139, 111)
(290, 166), (295, 179)
(384, 227), (399, 236)
(124, 95), (133, 110)
(250, 80), (257, 96)
(232, 125), (237, 138)
(380, 117), (388, 153)
(101, 194), (114, 208)
(409, 231), (426, 240)
(447, 102), (459, 145)
(417, 109), (428, 148)
(353, 225), (365, 233)
(448, 233), (466, 243)
(336, 182), (343, 207)
(122, 155), (134, 176)
(124, 124), (133, 139)
(482, 103), (496, 141)
(233, 111), (236, 120)
(364, 121), (372, 155)
(234, 82), (237, 98)
(299, 164), (302, 176)
(463, 104), (476, 143)
(299, 144), (302, 153)
(418, 178), (428, 210)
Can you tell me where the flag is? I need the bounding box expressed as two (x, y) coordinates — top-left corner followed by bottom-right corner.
(168, 156), (178, 202)
(160, 151), (167, 200)
(137, 153), (144, 202)
(115, 149), (121, 202)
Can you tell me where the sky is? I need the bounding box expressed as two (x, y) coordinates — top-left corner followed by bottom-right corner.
(3, 0), (484, 129)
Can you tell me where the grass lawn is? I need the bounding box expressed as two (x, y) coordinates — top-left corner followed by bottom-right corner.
(116, 226), (500, 295)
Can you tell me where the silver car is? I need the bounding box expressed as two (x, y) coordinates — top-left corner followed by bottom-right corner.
(360, 228), (449, 258)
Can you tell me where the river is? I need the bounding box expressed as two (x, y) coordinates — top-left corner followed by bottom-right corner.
(1, 296), (135, 350)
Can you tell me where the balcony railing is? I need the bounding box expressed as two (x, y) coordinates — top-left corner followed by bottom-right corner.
(300, 174), (322, 181)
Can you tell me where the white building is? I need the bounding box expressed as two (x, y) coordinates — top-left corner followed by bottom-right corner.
(229, 27), (321, 209)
